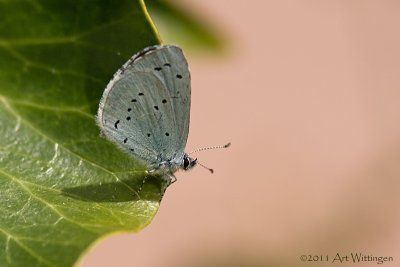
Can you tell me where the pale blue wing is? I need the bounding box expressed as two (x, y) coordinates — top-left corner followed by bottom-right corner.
(123, 45), (191, 154)
(97, 45), (191, 166)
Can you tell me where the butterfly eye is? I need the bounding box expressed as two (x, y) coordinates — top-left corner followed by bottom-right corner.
(183, 157), (190, 169)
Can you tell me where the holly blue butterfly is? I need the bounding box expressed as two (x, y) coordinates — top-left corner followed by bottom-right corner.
(97, 45), (229, 186)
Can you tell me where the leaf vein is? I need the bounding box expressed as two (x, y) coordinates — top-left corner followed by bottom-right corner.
(0, 96), (141, 198)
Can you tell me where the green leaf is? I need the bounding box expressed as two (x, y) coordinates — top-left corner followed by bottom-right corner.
(0, 1), (165, 266)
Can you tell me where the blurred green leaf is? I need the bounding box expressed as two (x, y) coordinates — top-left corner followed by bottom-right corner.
(147, 0), (224, 52)
(0, 1), (164, 266)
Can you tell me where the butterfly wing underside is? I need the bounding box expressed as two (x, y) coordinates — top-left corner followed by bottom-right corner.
(97, 45), (191, 167)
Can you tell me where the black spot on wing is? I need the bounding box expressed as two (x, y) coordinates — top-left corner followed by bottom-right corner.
(114, 120), (120, 129)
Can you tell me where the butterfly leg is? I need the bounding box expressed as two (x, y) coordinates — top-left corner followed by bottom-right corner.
(160, 172), (176, 185)
(169, 173), (177, 184)
(139, 167), (160, 196)
(158, 173), (176, 200)
(138, 173), (149, 194)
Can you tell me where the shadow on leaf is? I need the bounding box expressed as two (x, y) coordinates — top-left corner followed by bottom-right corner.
(61, 174), (167, 203)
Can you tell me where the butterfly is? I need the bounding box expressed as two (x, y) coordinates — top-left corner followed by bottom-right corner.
(97, 45), (229, 186)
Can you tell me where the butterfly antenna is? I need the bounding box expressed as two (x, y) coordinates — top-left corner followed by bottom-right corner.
(189, 142), (231, 155)
(196, 160), (214, 174)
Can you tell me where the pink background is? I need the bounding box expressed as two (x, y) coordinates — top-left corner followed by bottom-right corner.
(81, 1), (400, 266)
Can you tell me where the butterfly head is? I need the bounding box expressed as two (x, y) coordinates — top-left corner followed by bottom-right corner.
(183, 154), (197, 171)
